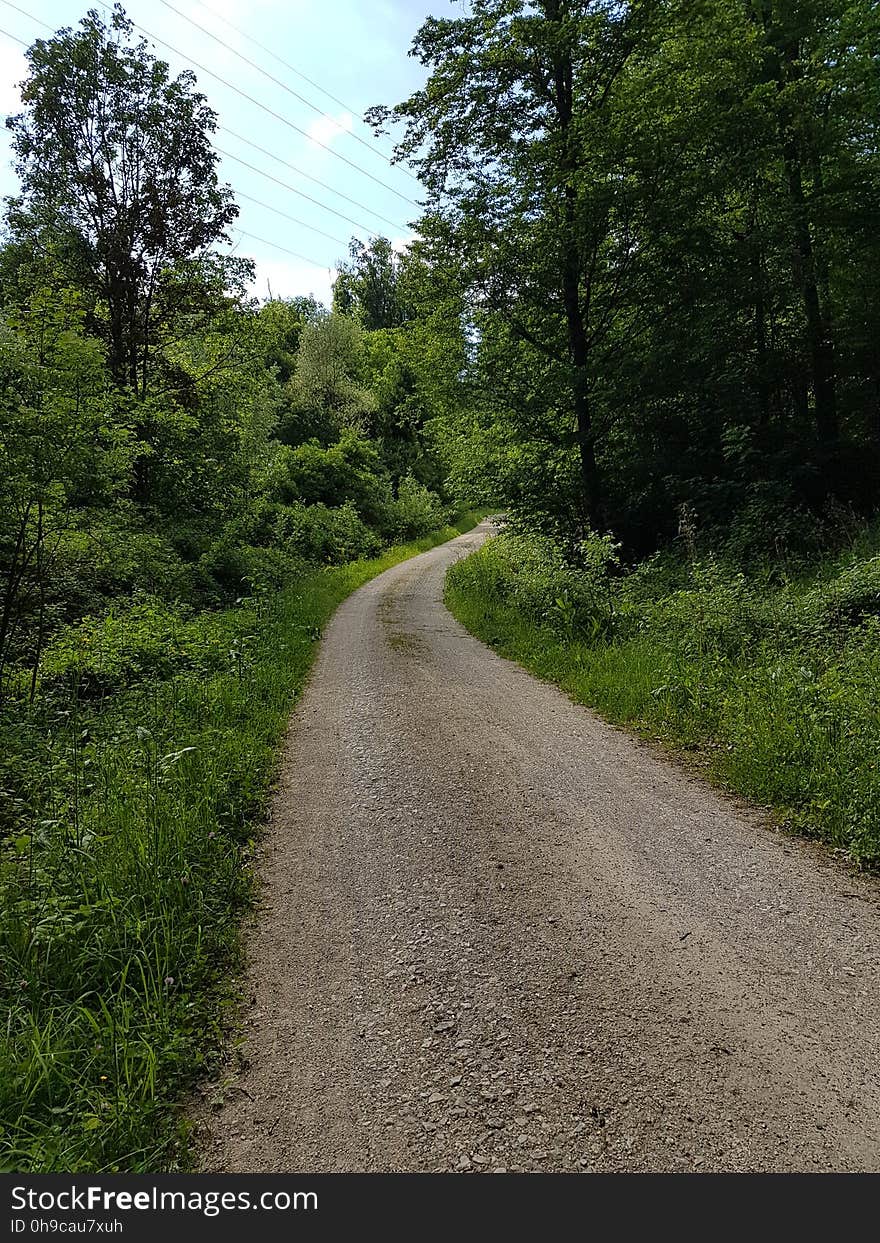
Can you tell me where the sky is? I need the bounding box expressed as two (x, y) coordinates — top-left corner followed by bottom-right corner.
(0, 0), (462, 305)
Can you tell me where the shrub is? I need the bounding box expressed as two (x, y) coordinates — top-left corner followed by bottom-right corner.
(447, 529), (620, 641)
(804, 555), (880, 630)
(386, 474), (448, 541)
(270, 500), (382, 564)
(39, 597), (252, 696)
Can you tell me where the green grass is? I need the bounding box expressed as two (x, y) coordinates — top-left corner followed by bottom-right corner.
(446, 530), (880, 868)
(0, 512), (484, 1174)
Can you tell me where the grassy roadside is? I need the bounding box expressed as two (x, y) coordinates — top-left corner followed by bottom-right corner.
(446, 529), (880, 869)
(0, 512), (483, 1174)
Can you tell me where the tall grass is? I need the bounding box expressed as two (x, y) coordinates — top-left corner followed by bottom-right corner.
(446, 526), (880, 867)
(0, 514), (483, 1173)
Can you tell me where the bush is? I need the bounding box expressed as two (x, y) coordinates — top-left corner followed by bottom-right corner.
(266, 432), (394, 530)
(447, 529), (620, 641)
(270, 500), (382, 564)
(804, 555), (880, 630)
(386, 474), (448, 541)
(631, 556), (772, 660)
(447, 525), (880, 864)
(39, 597), (252, 696)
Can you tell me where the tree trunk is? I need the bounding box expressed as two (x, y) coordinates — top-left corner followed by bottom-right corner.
(751, 3), (839, 444)
(752, 242), (771, 427)
(783, 141), (838, 443)
(547, 0), (603, 529)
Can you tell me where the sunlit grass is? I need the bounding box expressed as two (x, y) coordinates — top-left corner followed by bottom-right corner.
(0, 513), (483, 1173)
(446, 531), (880, 868)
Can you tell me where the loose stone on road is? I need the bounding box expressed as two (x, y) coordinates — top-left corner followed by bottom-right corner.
(198, 522), (880, 1172)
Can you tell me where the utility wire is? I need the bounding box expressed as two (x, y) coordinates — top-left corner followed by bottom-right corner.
(160, 0), (408, 175)
(0, 0), (415, 233)
(0, 1), (420, 209)
(130, 22), (420, 207)
(192, 0), (411, 175)
(0, 12), (406, 237)
(233, 190), (350, 247)
(218, 124), (405, 231)
(0, 16), (368, 280)
(216, 146), (380, 237)
(232, 227), (333, 270)
(0, 23), (25, 46)
(0, 1), (46, 32)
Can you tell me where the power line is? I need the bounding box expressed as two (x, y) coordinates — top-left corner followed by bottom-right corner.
(0, 14), (405, 240)
(127, 19), (421, 208)
(232, 227), (334, 270)
(0, 0), (420, 209)
(0, 1), (45, 32)
(216, 146), (381, 238)
(193, 0), (411, 173)
(234, 190), (349, 247)
(0, 28), (339, 287)
(0, 1), (412, 237)
(218, 125), (405, 232)
(160, 0), (408, 175)
(0, 23), (25, 47)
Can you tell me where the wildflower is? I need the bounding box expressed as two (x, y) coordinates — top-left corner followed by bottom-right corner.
(164, 975), (175, 987)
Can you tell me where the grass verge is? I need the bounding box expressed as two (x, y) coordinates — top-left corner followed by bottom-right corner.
(0, 512), (483, 1173)
(446, 532), (880, 868)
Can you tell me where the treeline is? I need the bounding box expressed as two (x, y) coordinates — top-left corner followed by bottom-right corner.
(0, 7), (481, 1171)
(0, 7), (466, 708)
(388, 0), (880, 866)
(377, 0), (880, 554)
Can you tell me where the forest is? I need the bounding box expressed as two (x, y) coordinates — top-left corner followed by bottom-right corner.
(1, 0), (879, 1172)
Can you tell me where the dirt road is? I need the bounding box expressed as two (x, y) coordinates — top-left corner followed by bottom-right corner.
(198, 521), (880, 1172)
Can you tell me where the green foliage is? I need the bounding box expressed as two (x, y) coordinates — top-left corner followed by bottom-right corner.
(37, 597), (251, 697)
(0, 514), (483, 1173)
(447, 527), (880, 865)
(333, 236), (411, 330)
(7, 4), (244, 394)
(386, 474), (448, 541)
(804, 555), (880, 629)
(449, 529), (619, 641)
(289, 314), (376, 437)
(267, 500), (382, 565)
(376, 0), (880, 542)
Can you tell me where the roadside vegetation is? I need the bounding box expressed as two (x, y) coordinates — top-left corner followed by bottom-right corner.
(0, 513), (480, 1173)
(380, 1), (880, 867)
(0, 8), (477, 1171)
(448, 517), (880, 867)
(4, 0), (880, 1171)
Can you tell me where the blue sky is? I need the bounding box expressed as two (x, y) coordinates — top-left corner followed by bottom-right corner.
(0, 0), (461, 304)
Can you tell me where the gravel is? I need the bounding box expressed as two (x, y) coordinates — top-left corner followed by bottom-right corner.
(196, 522), (880, 1172)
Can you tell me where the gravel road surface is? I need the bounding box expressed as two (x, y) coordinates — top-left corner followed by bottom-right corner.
(198, 521), (880, 1172)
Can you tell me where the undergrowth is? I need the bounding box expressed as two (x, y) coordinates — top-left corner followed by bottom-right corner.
(446, 522), (880, 867)
(0, 513), (483, 1173)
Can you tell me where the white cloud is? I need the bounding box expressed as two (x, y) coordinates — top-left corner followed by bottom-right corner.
(306, 110), (354, 150)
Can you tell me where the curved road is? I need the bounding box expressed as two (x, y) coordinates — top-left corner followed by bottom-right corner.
(199, 522), (880, 1172)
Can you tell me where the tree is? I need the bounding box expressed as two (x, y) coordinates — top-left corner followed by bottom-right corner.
(370, 1), (657, 530)
(0, 287), (130, 699)
(332, 236), (412, 330)
(290, 313), (376, 438)
(6, 4), (240, 398)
